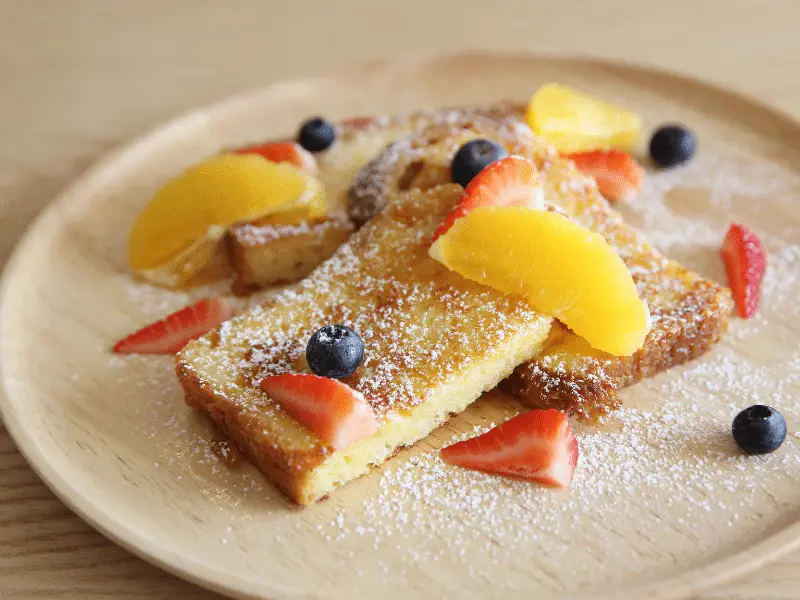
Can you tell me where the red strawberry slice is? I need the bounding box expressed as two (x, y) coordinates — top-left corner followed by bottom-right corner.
(440, 408), (579, 488)
(721, 222), (767, 319)
(113, 298), (233, 354)
(234, 141), (317, 173)
(431, 156), (544, 242)
(564, 149), (644, 202)
(340, 116), (376, 130)
(260, 374), (378, 449)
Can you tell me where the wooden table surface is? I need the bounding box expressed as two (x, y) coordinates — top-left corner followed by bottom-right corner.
(2, 2), (800, 598)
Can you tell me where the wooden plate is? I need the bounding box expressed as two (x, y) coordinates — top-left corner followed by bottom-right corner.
(1, 53), (799, 600)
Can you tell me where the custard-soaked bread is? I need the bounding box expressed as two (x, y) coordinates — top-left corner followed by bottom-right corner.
(349, 115), (733, 420)
(177, 184), (552, 504)
(226, 216), (353, 295)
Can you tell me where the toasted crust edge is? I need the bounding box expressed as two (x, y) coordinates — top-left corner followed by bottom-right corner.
(501, 275), (734, 420)
(176, 359), (326, 505)
(225, 218), (354, 296)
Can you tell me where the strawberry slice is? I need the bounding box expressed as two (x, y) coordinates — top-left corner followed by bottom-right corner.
(440, 408), (579, 488)
(113, 298), (233, 354)
(721, 222), (767, 319)
(431, 156), (544, 242)
(260, 374), (378, 449)
(564, 149), (644, 202)
(234, 141), (317, 173)
(340, 116), (376, 130)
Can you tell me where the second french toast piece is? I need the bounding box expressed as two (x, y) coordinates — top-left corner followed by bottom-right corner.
(226, 216), (353, 295)
(349, 117), (733, 420)
(499, 258), (732, 419)
(177, 184), (553, 505)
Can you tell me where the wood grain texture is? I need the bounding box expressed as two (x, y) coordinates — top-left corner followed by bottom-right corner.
(1, 2), (800, 599)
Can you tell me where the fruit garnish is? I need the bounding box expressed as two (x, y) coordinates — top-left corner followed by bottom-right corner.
(306, 324), (365, 379)
(649, 124), (697, 168)
(259, 373), (378, 449)
(113, 298), (233, 354)
(298, 117), (336, 152)
(565, 149), (644, 202)
(127, 154), (327, 282)
(429, 205), (650, 356)
(721, 223), (767, 319)
(234, 141), (317, 173)
(432, 156), (544, 242)
(526, 83), (641, 153)
(440, 409), (579, 488)
(450, 139), (509, 188)
(732, 405), (787, 455)
(341, 116), (375, 130)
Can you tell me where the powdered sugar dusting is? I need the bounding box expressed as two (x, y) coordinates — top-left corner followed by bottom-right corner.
(231, 219), (349, 246)
(624, 153), (794, 252)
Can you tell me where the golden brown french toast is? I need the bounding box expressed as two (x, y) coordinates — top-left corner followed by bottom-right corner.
(348, 113), (733, 420)
(226, 216), (353, 295)
(177, 184), (552, 504)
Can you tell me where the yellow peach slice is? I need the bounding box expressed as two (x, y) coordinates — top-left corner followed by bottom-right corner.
(128, 154), (326, 279)
(526, 83), (642, 153)
(429, 206), (650, 356)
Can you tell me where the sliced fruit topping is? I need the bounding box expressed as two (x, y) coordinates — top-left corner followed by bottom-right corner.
(440, 409), (579, 488)
(732, 405), (787, 455)
(127, 154), (327, 282)
(432, 156), (544, 242)
(721, 222), (767, 319)
(234, 141), (317, 173)
(649, 124), (697, 168)
(450, 139), (509, 188)
(306, 324), (365, 379)
(429, 205), (650, 356)
(298, 117), (336, 152)
(260, 373), (378, 449)
(113, 298), (233, 354)
(565, 149), (644, 202)
(340, 116), (376, 130)
(526, 83), (641, 153)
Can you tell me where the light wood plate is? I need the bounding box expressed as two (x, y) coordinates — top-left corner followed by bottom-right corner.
(1, 53), (799, 600)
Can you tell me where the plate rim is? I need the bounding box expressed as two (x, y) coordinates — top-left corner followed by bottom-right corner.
(2, 50), (800, 600)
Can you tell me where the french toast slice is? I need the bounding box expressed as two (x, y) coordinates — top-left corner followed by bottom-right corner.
(226, 216), (353, 295)
(177, 184), (553, 505)
(349, 114), (733, 420)
(226, 104), (522, 293)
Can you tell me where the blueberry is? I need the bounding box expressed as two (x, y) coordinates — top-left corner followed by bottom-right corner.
(451, 139), (508, 188)
(649, 124), (696, 168)
(298, 117), (336, 152)
(732, 405), (787, 455)
(306, 324), (364, 379)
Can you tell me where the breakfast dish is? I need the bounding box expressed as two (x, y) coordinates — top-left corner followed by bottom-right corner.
(2, 55), (799, 600)
(174, 88), (739, 503)
(115, 74), (763, 508)
(175, 98), (732, 427)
